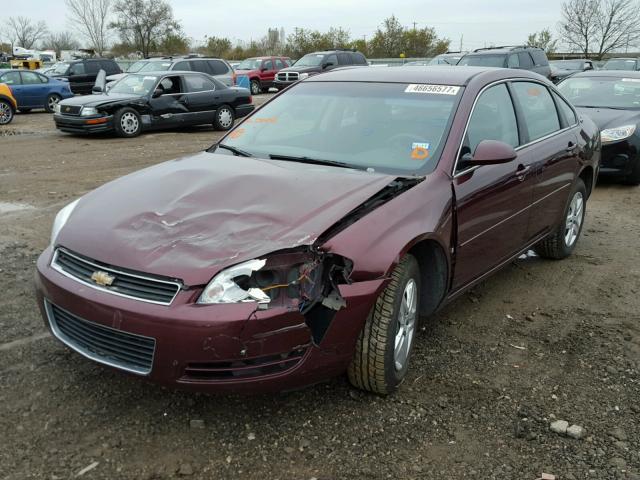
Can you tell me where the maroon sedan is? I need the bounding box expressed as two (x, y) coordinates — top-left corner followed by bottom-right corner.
(35, 67), (600, 395)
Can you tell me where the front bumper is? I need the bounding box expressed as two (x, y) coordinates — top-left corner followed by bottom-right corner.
(599, 140), (639, 176)
(35, 247), (384, 393)
(54, 114), (114, 134)
(273, 80), (297, 90)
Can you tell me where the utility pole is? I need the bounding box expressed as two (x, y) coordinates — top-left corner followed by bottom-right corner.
(459, 34), (463, 52)
(412, 21), (417, 31)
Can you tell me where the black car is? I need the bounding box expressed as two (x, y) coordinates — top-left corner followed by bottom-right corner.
(49, 58), (122, 95)
(558, 70), (640, 184)
(53, 71), (253, 138)
(273, 49), (368, 90)
(458, 46), (552, 80)
(550, 59), (594, 83)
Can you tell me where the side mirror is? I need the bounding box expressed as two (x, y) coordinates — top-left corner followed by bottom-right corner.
(152, 88), (163, 98)
(464, 140), (517, 166)
(92, 85), (103, 94)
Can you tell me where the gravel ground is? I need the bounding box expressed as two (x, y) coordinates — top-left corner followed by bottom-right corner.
(1, 102), (639, 480)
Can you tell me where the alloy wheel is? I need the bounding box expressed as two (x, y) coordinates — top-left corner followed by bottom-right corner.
(564, 191), (584, 247)
(0, 101), (12, 124)
(48, 95), (61, 110)
(394, 278), (417, 371)
(251, 81), (260, 95)
(120, 112), (139, 135)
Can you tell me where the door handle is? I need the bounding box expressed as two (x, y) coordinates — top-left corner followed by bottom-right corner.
(566, 142), (577, 152)
(516, 164), (531, 181)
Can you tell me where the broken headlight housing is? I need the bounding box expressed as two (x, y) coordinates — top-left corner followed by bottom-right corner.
(198, 259), (272, 304)
(50, 198), (80, 246)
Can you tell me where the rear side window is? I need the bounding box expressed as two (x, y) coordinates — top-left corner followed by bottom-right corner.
(337, 53), (351, 65)
(208, 60), (230, 75)
(507, 54), (520, 68)
(512, 82), (561, 141)
(353, 53), (368, 65)
(184, 74), (215, 92)
(173, 61), (192, 71)
(518, 52), (534, 68)
(100, 60), (120, 74)
(530, 50), (548, 66)
(190, 61), (212, 74)
(86, 62), (100, 74)
(21, 71), (46, 84)
(552, 91), (578, 126)
(465, 83), (519, 156)
(69, 63), (86, 75)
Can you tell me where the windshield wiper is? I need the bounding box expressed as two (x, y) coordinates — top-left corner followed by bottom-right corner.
(578, 105), (627, 110)
(268, 153), (362, 170)
(216, 143), (253, 157)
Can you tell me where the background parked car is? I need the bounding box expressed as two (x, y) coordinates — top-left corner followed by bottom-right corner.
(0, 82), (17, 124)
(133, 56), (236, 86)
(549, 59), (594, 83)
(49, 58), (122, 95)
(105, 59), (156, 84)
(558, 70), (640, 184)
(273, 49), (367, 90)
(235, 56), (291, 95)
(602, 58), (640, 71)
(0, 69), (74, 112)
(428, 52), (466, 65)
(458, 46), (552, 79)
(54, 71), (253, 137)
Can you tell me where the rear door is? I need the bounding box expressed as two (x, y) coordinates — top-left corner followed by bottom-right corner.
(19, 71), (49, 107)
(452, 82), (536, 290)
(182, 74), (218, 124)
(510, 82), (581, 240)
(0, 71), (24, 106)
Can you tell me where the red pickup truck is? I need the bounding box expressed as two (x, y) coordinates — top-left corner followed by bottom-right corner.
(234, 56), (291, 95)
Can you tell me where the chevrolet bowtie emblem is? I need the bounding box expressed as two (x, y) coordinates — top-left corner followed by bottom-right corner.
(91, 270), (115, 287)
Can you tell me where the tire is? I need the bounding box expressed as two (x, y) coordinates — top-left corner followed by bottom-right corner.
(213, 105), (235, 131)
(250, 79), (261, 95)
(348, 254), (421, 395)
(0, 99), (14, 125)
(45, 93), (61, 113)
(18, 108), (31, 113)
(114, 107), (142, 138)
(623, 159), (640, 186)
(534, 178), (587, 259)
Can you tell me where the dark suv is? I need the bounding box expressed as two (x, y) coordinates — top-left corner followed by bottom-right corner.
(49, 58), (122, 94)
(458, 46), (552, 79)
(273, 49), (367, 90)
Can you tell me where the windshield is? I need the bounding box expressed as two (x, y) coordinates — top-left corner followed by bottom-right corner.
(603, 59), (638, 71)
(216, 81), (462, 174)
(237, 58), (262, 70)
(139, 61), (172, 72)
(127, 61), (148, 72)
(294, 54), (325, 67)
(109, 74), (159, 95)
(458, 55), (506, 67)
(558, 76), (640, 109)
(551, 60), (585, 70)
(51, 62), (70, 74)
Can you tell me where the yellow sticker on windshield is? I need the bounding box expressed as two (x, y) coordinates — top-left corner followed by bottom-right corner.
(405, 84), (460, 95)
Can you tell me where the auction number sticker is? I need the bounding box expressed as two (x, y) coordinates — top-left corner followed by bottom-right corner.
(405, 84), (460, 95)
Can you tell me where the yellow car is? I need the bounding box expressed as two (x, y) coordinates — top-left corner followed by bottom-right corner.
(0, 82), (17, 124)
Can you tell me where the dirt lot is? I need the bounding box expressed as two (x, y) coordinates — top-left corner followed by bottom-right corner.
(1, 105), (639, 480)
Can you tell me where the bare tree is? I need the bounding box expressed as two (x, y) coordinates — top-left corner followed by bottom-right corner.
(110, 0), (180, 58)
(559, 0), (640, 58)
(5, 16), (48, 49)
(43, 32), (80, 57)
(66, 0), (112, 55)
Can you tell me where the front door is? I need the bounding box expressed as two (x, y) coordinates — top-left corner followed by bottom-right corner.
(260, 59), (276, 86)
(148, 76), (188, 129)
(452, 82), (536, 291)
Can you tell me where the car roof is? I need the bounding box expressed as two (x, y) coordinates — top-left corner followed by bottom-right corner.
(306, 65), (543, 86)
(571, 70), (640, 78)
(466, 46), (542, 56)
(604, 57), (639, 61)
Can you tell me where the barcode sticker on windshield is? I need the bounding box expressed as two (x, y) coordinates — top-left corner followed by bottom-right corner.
(405, 84), (460, 95)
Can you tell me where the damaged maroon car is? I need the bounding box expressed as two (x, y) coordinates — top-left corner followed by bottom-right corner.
(35, 67), (600, 395)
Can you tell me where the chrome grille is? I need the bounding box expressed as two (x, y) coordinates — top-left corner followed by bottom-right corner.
(45, 301), (155, 375)
(60, 105), (82, 115)
(276, 71), (299, 82)
(52, 248), (181, 305)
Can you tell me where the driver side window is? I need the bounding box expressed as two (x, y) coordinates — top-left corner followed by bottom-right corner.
(459, 83), (519, 169)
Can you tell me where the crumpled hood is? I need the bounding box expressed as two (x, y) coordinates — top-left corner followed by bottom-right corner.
(59, 92), (143, 108)
(575, 107), (640, 131)
(57, 152), (396, 285)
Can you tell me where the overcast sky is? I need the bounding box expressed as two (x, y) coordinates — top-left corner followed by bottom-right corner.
(9, 0), (563, 52)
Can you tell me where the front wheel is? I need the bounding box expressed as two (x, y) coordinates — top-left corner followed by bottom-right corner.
(45, 93), (61, 113)
(534, 178), (586, 259)
(0, 100), (14, 124)
(114, 108), (142, 138)
(213, 105), (234, 131)
(348, 254), (420, 395)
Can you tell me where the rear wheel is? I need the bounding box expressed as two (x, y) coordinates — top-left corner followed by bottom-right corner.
(114, 108), (142, 138)
(213, 105), (234, 131)
(250, 79), (261, 95)
(534, 178), (586, 259)
(0, 100), (14, 124)
(348, 255), (420, 395)
(45, 93), (61, 113)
